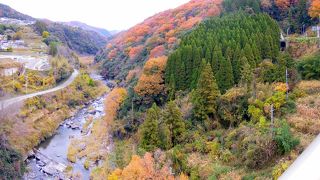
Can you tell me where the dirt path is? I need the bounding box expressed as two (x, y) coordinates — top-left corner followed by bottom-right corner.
(0, 69), (79, 110)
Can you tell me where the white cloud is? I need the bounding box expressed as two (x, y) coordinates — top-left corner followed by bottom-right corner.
(0, 0), (190, 30)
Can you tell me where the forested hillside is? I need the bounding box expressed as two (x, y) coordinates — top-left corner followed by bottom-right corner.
(63, 21), (111, 38)
(34, 20), (107, 55)
(1, 0), (320, 179)
(97, 0), (223, 80)
(223, 0), (314, 34)
(166, 13), (280, 94)
(0, 3), (107, 55)
(0, 3), (34, 21)
(90, 0), (320, 178)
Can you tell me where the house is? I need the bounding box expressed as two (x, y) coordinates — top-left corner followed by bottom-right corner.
(0, 59), (24, 77)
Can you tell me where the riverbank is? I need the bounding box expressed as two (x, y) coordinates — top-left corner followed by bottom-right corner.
(0, 71), (107, 156)
(23, 94), (107, 179)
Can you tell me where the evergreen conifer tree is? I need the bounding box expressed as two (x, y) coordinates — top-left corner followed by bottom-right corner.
(240, 57), (254, 91)
(140, 104), (161, 151)
(192, 61), (221, 125)
(163, 101), (186, 147)
(216, 58), (234, 93)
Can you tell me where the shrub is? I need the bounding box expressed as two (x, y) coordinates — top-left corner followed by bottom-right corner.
(49, 41), (58, 56)
(244, 138), (277, 169)
(275, 120), (299, 154)
(0, 135), (25, 179)
(297, 55), (320, 80)
(220, 149), (233, 163)
(170, 146), (188, 174)
(6, 47), (13, 52)
(13, 31), (22, 40)
(281, 99), (297, 114)
(208, 163), (232, 180)
(217, 87), (249, 127)
(272, 160), (290, 179)
(42, 31), (50, 38)
(207, 140), (221, 159)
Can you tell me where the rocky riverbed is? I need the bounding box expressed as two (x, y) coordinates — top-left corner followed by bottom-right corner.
(23, 92), (107, 180)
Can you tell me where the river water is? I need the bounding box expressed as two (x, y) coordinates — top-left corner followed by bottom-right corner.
(23, 75), (108, 180)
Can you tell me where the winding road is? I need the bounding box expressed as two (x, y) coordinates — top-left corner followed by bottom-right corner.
(0, 69), (79, 110)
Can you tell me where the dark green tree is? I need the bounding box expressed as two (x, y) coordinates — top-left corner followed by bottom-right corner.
(140, 104), (161, 151)
(163, 101), (186, 147)
(192, 61), (221, 127)
(211, 46), (223, 74)
(216, 58), (234, 93)
(240, 57), (254, 91)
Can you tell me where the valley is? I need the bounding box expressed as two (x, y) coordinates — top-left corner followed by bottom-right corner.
(1, 0), (320, 179)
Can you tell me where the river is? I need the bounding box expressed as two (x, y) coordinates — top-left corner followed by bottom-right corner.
(23, 74), (109, 180)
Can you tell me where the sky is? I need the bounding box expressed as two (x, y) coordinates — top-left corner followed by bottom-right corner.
(1, 0), (190, 31)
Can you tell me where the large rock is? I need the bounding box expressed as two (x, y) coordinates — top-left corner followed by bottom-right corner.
(42, 164), (57, 176)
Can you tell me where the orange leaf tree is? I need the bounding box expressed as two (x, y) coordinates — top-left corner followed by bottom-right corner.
(104, 88), (127, 125)
(149, 45), (165, 58)
(108, 153), (174, 179)
(309, 0), (320, 18)
(134, 56), (168, 105)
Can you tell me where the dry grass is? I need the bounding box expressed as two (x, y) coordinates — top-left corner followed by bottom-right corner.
(287, 94), (320, 135)
(79, 56), (94, 66)
(67, 140), (80, 163)
(77, 118), (110, 163)
(0, 58), (21, 68)
(296, 80), (320, 95)
(288, 40), (318, 59)
(287, 80), (320, 135)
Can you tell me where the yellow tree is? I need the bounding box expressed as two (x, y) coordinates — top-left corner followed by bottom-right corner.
(309, 0), (320, 18)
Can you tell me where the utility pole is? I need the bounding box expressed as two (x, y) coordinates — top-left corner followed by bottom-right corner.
(317, 25), (320, 48)
(131, 98), (134, 122)
(25, 74), (28, 94)
(286, 68), (289, 100)
(12, 69), (14, 91)
(253, 73), (257, 99)
(270, 104), (275, 136)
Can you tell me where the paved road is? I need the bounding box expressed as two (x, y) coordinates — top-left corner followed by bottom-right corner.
(280, 134), (320, 180)
(0, 69), (79, 110)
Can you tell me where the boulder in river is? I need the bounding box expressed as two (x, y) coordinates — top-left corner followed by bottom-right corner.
(42, 164), (57, 176)
(37, 160), (46, 167)
(71, 123), (81, 130)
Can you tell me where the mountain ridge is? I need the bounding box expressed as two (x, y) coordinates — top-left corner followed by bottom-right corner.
(0, 3), (107, 55)
(62, 21), (112, 38)
(0, 3), (34, 21)
(97, 0), (223, 80)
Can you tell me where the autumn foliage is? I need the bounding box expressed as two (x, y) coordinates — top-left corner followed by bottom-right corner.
(108, 152), (174, 179)
(128, 45), (144, 60)
(309, 0), (320, 18)
(134, 56), (167, 104)
(275, 0), (291, 10)
(104, 88), (127, 124)
(125, 67), (142, 83)
(261, 0), (299, 11)
(149, 45), (166, 58)
(102, 0), (223, 79)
